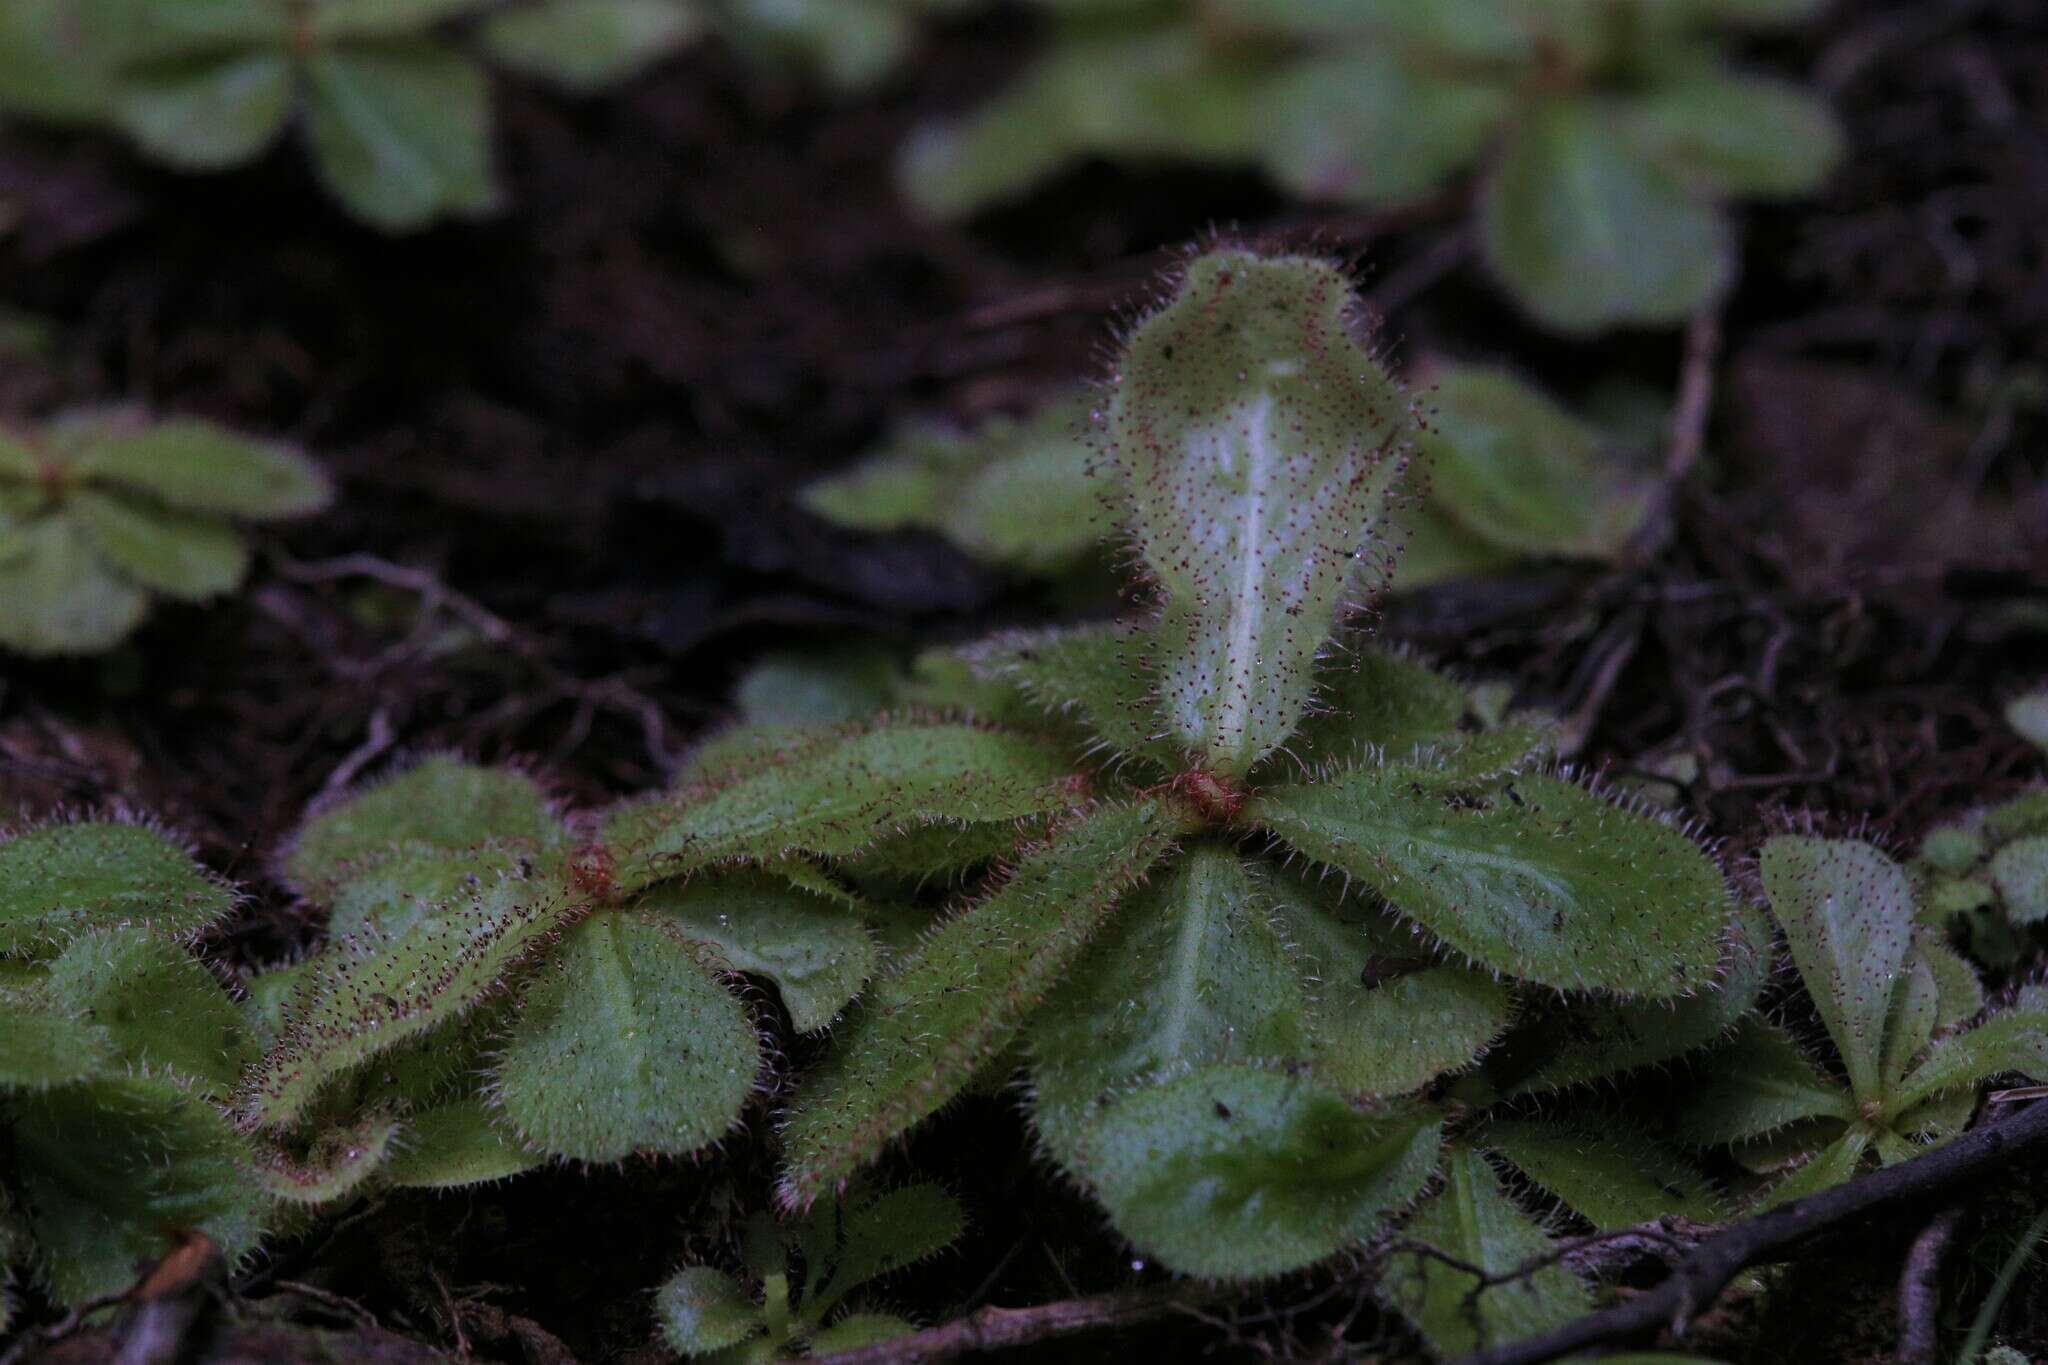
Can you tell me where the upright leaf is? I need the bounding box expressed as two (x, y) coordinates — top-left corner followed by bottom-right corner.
(304, 43), (497, 232)
(44, 929), (254, 1097)
(1108, 249), (1412, 776)
(1677, 1020), (1853, 1146)
(779, 802), (1176, 1207)
(1761, 837), (1915, 1103)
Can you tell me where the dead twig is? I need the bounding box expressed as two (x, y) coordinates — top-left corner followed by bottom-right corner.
(1454, 1099), (2048, 1365)
(1897, 1207), (1964, 1365)
(807, 1280), (1226, 1365)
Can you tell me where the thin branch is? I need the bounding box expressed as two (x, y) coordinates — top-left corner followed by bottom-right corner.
(807, 1281), (1225, 1365)
(1455, 1099), (2048, 1365)
(1897, 1207), (1963, 1365)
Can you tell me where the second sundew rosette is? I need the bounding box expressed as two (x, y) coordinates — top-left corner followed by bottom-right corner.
(753, 248), (1738, 1281)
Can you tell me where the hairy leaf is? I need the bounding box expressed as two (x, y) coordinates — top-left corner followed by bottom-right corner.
(0, 820), (235, 952)
(1487, 1119), (1725, 1229)
(1272, 643), (1472, 770)
(284, 757), (564, 898)
(1109, 250), (1410, 776)
(0, 987), (114, 1089)
(1030, 847), (1313, 1163)
(1887, 1011), (2048, 1117)
(1254, 771), (1728, 995)
(806, 1184), (966, 1317)
(1507, 904), (1770, 1095)
(1077, 1064), (1441, 1278)
(1759, 1126), (1872, 1210)
(1677, 1021), (1853, 1146)
(1383, 1144), (1591, 1354)
(1991, 837), (2048, 924)
(1761, 837), (1915, 1102)
(45, 929), (254, 1097)
(491, 911), (758, 1162)
(242, 865), (580, 1129)
(385, 1099), (545, 1189)
(656, 1266), (765, 1356)
(640, 874), (875, 1033)
(605, 722), (1081, 895)
(779, 802), (1176, 1207)
(1258, 865), (1513, 1095)
(254, 1110), (401, 1205)
(13, 1073), (266, 1303)
(967, 622), (1183, 775)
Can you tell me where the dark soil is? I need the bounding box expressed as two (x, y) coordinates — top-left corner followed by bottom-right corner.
(3, 0), (2047, 1361)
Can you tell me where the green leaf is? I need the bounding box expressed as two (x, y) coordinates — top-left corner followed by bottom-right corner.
(72, 417), (330, 518)
(655, 1266), (766, 1356)
(604, 721), (1081, 896)
(734, 649), (901, 727)
(1487, 1120), (1725, 1229)
(1110, 250), (1411, 776)
(241, 864), (580, 1129)
(1077, 1064), (1442, 1278)
(1888, 1011), (2048, 1117)
(639, 874), (876, 1033)
(1254, 771), (1728, 995)
(1677, 1020), (1853, 1146)
(966, 622), (1184, 775)
(1761, 837), (1915, 1103)
(1507, 904), (1770, 1095)
(483, 0), (702, 89)
(284, 757), (565, 898)
(44, 928), (254, 1097)
(90, 0), (289, 62)
(71, 490), (248, 600)
(0, 514), (151, 654)
(13, 1073), (266, 1304)
(1626, 68), (1841, 198)
(2008, 692), (2048, 755)
(1991, 837), (2048, 923)
(1879, 945), (1940, 1091)
(1417, 364), (1649, 559)
(806, 1184), (966, 1316)
(1383, 1144), (1591, 1354)
(310, 0), (495, 39)
(384, 1099), (546, 1188)
(109, 51), (292, 169)
(1758, 1127), (1871, 1210)
(1987, 791), (2048, 845)
(254, 1110), (401, 1204)
(1257, 864), (1513, 1095)
(0, 820), (236, 952)
(0, 0), (115, 121)
(719, 0), (913, 90)
(779, 802), (1177, 1207)
(1030, 847), (1314, 1162)
(1918, 933), (1985, 1034)
(490, 910), (759, 1162)
(304, 42), (498, 232)
(1273, 643), (1472, 769)
(808, 1315), (916, 1351)
(898, 26), (1262, 218)
(1260, 49), (1507, 204)
(0, 987), (114, 1089)
(1480, 97), (1733, 333)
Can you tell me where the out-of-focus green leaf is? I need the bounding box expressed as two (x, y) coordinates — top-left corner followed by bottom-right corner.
(304, 43), (498, 232)
(483, 0), (702, 89)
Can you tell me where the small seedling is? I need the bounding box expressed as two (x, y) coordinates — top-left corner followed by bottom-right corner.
(901, 0), (1841, 331)
(754, 248), (1734, 1278)
(0, 408), (329, 655)
(238, 753), (889, 1182)
(0, 819), (265, 1305)
(1913, 693), (2048, 963)
(805, 361), (1656, 593)
(1680, 836), (2048, 1206)
(656, 1182), (964, 1359)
